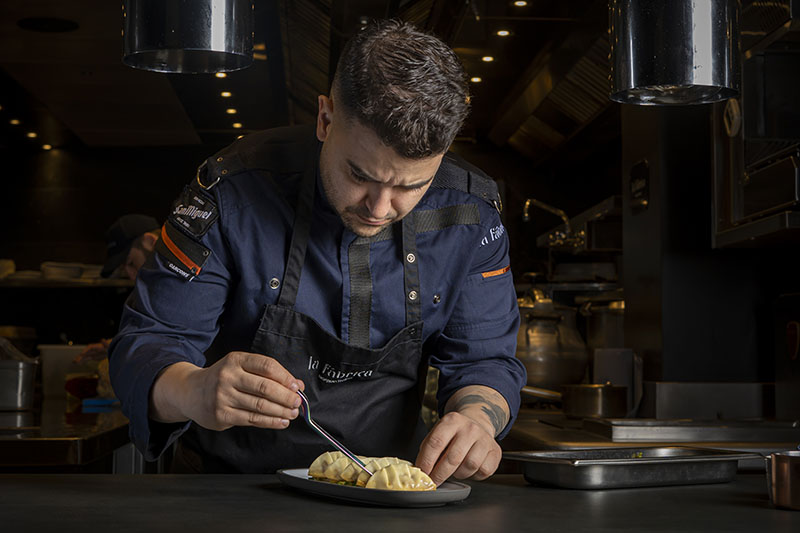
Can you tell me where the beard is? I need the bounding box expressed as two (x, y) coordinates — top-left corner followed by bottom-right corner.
(319, 164), (397, 238)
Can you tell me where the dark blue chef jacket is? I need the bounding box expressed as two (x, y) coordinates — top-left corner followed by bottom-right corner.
(109, 126), (526, 461)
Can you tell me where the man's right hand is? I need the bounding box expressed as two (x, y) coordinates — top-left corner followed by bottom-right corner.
(149, 352), (305, 431)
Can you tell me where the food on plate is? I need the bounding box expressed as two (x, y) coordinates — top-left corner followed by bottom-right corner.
(308, 451), (435, 491)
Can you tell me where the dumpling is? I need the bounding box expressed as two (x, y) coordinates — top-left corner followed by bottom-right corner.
(365, 463), (436, 491)
(355, 457), (412, 487)
(309, 451), (370, 483)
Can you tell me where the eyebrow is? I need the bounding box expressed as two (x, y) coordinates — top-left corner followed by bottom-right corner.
(347, 160), (434, 190)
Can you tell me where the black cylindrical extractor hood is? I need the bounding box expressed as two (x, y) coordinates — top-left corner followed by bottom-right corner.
(122, 0), (254, 74)
(609, 0), (740, 105)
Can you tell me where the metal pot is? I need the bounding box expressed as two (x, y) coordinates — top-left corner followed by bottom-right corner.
(521, 383), (628, 419)
(516, 289), (588, 389)
(0, 361), (37, 410)
(580, 300), (625, 352)
(766, 450), (800, 511)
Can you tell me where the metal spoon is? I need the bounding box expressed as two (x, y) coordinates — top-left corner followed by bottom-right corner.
(296, 390), (373, 476)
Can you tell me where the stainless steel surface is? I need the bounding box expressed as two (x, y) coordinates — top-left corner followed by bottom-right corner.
(516, 293), (588, 389)
(766, 450), (800, 510)
(123, 0), (254, 73)
(610, 0), (740, 105)
(0, 361), (36, 410)
(503, 446), (759, 489)
(583, 418), (800, 443)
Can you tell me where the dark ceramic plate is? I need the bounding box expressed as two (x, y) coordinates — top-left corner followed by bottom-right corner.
(276, 468), (471, 507)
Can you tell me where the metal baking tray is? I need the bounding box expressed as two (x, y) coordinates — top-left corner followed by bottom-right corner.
(503, 447), (760, 490)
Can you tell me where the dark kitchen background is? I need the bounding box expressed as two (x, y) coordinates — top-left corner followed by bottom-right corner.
(1, 0), (799, 449)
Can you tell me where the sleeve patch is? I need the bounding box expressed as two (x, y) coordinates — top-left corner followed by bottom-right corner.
(169, 182), (219, 238)
(481, 265), (510, 279)
(155, 222), (211, 281)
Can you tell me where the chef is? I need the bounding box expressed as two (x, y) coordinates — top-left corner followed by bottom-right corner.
(109, 19), (526, 484)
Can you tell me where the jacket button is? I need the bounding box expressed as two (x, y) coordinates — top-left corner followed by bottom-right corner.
(408, 290), (418, 301)
(216, 156), (224, 162)
(269, 278), (280, 289)
(406, 253), (416, 263)
(433, 294), (441, 304)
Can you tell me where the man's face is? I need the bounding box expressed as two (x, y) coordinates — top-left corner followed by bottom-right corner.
(316, 94), (444, 238)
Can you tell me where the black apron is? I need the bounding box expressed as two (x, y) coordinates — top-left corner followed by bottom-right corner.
(173, 146), (429, 473)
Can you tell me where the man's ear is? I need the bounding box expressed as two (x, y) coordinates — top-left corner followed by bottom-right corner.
(316, 95), (334, 142)
(142, 231), (159, 252)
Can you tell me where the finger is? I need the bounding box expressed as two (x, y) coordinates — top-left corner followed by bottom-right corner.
(467, 444), (502, 481)
(233, 371), (302, 410)
(428, 431), (476, 486)
(217, 407), (294, 430)
(450, 439), (494, 480)
(235, 353), (302, 391)
(229, 389), (300, 420)
(415, 420), (459, 479)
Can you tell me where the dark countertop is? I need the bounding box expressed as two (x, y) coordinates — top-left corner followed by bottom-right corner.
(0, 473), (797, 532)
(0, 398), (129, 466)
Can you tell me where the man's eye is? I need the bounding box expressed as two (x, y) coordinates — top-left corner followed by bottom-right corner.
(351, 171), (369, 183)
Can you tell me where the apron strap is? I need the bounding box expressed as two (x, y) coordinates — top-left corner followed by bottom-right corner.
(276, 141), (318, 309)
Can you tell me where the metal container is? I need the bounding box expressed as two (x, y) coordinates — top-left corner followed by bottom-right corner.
(123, 0), (254, 73)
(516, 290), (588, 390)
(610, 0), (740, 105)
(503, 447), (759, 490)
(766, 450), (800, 511)
(0, 361), (37, 410)
(522, 383), (628, 419)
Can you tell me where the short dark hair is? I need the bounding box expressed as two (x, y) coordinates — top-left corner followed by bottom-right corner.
(332, 19), (470, 159)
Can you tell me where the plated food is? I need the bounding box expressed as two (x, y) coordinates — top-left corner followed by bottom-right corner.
(308, 451), (436, 491)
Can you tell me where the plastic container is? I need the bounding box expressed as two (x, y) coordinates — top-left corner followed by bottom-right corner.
(37, 344), (89, 397)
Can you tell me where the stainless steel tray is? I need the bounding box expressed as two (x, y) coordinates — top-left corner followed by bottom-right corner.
(503, 447), (760, 490)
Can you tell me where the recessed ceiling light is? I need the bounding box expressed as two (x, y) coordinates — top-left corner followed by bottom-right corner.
(470, 77), (482, 83)
(220, 91), (232, 98)
(42, 144), (52, 150)
(26, 132), (37, 138)
(237, 135), (244, 139)
(497, 30), (510, 37)
(9, 119), (20, 125)
(215, 72), (227, 78)
(481, 56), (494, 62)
(513, 1), (528, 6)
(226, 108), (237, 114)
(232, 123), (242, 129)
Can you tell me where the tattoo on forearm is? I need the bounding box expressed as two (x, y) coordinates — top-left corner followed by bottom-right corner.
(452, 394), (508, 436)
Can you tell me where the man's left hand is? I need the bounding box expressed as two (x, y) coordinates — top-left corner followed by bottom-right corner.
(415, 385), (509, 486)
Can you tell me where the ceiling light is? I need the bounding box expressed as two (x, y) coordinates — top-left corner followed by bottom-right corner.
(220, 91), (232, 98)
(42, 144), (52, 150)
(237, 135), (244, 139)
(26, 132), (38, 138)
(253, 53), (267, 61)
(226, 108), (237, 114)
(481, 56), (494, 62)
(253, 43), (266, 51)
(497, 30), (510, 37)
(513, 1), (528, 6)
(232, 122), (242, 129)
(9, 119), (20, 125)
(215, 72), (227, 79)
(470, 77), (482, 83)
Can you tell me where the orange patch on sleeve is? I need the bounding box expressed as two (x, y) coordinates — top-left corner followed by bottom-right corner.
(481, 265), (510, 279)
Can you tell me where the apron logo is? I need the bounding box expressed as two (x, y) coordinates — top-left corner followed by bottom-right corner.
(173, 201), (213, 221)
(307, 356), (374, 384)
(479, 223), (505, 247)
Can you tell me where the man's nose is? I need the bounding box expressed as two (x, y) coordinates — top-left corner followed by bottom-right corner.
(365, 185), (393, 219)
